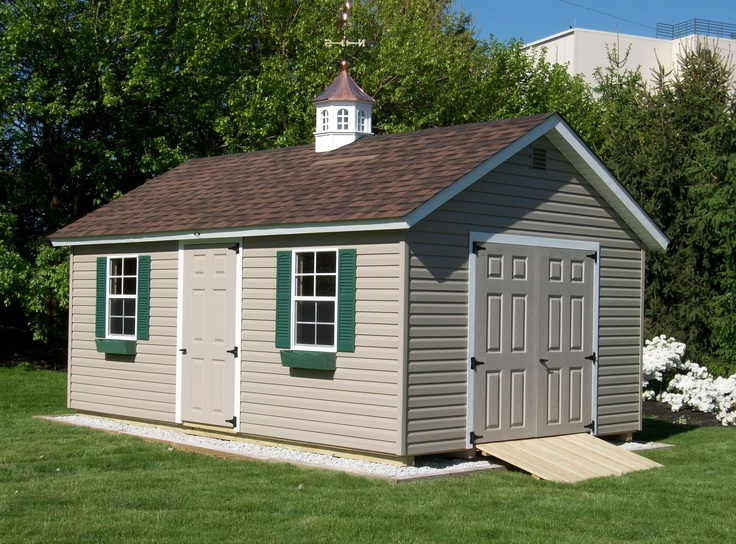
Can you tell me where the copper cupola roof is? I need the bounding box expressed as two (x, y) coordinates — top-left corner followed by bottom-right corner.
(312, 60), (376, 104)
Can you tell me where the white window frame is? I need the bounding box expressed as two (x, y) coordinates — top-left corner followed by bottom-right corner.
(321, 109), (329, 131)
(291, 249), (338, 352)
(336, 108), (349, 131)
(106, 255), (138, 340)
(357, 109), (365, 132)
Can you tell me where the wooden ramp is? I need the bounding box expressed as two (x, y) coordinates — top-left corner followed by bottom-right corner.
(476, 433), (662, 483)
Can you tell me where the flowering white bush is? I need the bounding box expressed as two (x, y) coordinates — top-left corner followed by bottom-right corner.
(642, 335), (687, 390)
(642, 335), (736, 426)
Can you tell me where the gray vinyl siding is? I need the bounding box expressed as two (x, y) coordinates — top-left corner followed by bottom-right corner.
(68, 243), (179, 422)
(406, 137), (646, 454)
(240, 232), (406, 456)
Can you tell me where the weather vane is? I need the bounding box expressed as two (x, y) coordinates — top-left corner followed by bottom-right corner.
(324, 1), (365, 60)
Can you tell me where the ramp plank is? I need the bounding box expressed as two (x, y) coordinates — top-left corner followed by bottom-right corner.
(477, 434), (662, 483)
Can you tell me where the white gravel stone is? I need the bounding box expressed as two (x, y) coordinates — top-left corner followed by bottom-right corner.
(51, 415), (497, 479)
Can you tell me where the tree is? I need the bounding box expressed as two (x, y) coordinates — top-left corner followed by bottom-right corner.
(0, 0), (602, 359)
(595, 44), (736, 375)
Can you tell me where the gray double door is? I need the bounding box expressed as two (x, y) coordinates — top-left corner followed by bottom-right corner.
(180, 244), (238, 428)
(473, 243), (595, 442)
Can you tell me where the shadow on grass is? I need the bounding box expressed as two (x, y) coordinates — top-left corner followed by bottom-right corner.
(635, 417), (701, 442)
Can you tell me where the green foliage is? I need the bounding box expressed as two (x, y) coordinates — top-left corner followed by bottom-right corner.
(22, 244), (69, 343)
(596, 45), (736, 376)
(688, 117), (736, 376)
(0, 212), (27, 301)
(0, 210), (68, 345)
(0, 0), (597, 354)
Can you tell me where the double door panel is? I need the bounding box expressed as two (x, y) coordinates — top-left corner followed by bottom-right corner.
(474, 244), (594, 442)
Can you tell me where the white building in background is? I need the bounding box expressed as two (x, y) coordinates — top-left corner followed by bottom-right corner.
(525, 19), (736, 88)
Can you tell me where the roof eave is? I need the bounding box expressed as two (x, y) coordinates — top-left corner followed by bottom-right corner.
(49, 217), (410, 247)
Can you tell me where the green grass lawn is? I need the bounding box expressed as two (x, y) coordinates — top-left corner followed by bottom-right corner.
(1, 366), (735, 544)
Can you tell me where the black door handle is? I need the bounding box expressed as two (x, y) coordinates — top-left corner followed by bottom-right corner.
(179, 348), (187, 355)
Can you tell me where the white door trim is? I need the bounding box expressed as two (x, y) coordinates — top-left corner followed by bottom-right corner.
(467, 232), (600, 448)
(175, 239), (243, 431)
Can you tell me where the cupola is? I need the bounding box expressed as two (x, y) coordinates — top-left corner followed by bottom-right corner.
(312, 59), (375, 153)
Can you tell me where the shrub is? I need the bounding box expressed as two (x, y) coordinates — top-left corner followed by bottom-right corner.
(642, 335), (736, 426)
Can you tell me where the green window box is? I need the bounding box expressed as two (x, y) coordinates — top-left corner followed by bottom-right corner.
(280, 350), (336, 371)
(95, 339), (137, 355)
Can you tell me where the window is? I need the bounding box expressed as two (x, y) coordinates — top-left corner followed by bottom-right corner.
(294, 251), (337, 348)
(321, 109), (329, 131)
(337, 108), (349, 131)
(107, 257), (138, 337)
(357, 109), (366, 132)
(95, 255), (151, 353)
(275, 249), (356, 354)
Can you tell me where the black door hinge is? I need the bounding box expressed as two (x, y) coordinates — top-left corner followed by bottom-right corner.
(228, 243), (240, 254)
(584, 420), (595, 433)
(472, 242), (484, 255)
(225, 416), (237, 428)
(470, 357), (485, 370)
(226, 346), (238, 357)
(470, 431), (483, 443)
(586, 251), (598, 263)
(585, 352), (597, 363)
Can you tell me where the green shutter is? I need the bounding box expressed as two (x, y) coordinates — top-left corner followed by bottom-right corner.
(275, 251), (292, 348)
(137, 256), (151, 341)
(337, 249), (356, 352)
(95, 257), (107, 338)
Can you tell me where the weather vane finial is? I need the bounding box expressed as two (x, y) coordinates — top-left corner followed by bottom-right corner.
(325, 1), (365, 62)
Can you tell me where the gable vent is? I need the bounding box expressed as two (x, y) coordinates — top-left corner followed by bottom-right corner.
(531, 146), (547, 170)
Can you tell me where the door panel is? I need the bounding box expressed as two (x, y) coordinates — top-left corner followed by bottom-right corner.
(474, 245), (537, 441)
(536, 247), (593, 437)
(181, 245), (238, 427)
(474, 243), (595, 443)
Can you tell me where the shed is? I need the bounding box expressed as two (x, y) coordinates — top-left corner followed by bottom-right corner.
(50, 66), (667, 463)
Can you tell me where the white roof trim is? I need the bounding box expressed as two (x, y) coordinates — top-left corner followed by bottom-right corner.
(546, 120), (669, 251)
(50, 218), (409, 247)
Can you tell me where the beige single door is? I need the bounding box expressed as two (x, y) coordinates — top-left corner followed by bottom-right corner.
(473, 243), (595, 443)
(181, 244), (238, 428)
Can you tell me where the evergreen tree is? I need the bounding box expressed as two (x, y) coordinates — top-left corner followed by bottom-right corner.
(596, 44), (736, 375)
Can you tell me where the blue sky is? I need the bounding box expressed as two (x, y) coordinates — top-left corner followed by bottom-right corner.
(455, 0), (735, 43)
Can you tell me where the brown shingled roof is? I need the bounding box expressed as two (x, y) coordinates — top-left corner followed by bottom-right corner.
(49, 113), (553, 240)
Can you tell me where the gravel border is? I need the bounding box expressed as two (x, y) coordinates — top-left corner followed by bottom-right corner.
(42, 414), (671, 482)
(43, 414), (503, 482)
